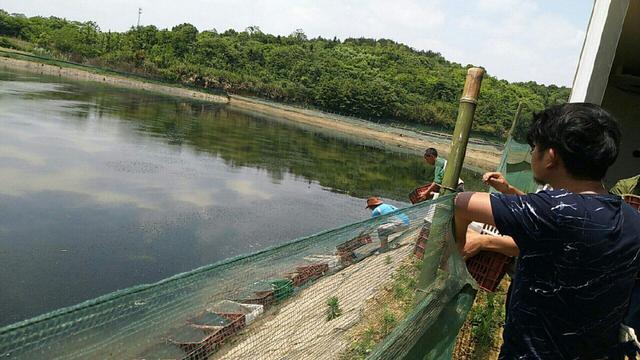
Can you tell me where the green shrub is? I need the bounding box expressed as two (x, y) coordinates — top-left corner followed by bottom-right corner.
(326, 296), (342, 321)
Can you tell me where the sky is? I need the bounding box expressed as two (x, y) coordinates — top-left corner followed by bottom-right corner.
(2, 0), (594, 86)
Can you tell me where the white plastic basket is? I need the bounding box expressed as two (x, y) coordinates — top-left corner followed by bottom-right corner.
(468, 221), (501, 236)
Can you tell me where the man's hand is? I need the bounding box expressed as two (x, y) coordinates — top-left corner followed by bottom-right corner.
(460, 230), (486, 260)
(482, 172), (525, 195)
(425, 183), (437, 194)
(483, 172), (510, 193)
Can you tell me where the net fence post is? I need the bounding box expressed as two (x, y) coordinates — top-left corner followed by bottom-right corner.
(410, 67), (485, 359)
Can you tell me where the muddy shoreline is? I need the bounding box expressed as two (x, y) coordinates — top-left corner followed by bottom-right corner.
(0, 54), (500, 170)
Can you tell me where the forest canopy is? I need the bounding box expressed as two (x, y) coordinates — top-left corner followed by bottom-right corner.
(0, 10), (570, 139)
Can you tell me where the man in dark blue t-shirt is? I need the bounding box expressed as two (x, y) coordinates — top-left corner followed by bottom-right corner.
(455, 103), (640, 359)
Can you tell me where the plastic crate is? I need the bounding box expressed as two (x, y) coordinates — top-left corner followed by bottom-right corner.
(466, 251), (511, 292)
(337, 249), (356, 265)
(466, 222), (512, 292)
(167, 325), (210, 353)
(285, 264), (328, 287)
(271, 279), (294, 301)
(624, 194), (640, 212)
(297, 263), (328, 276)
(336, 234), (372, 253)
(238, 290), (275, 308)
(414, 241), (425, 260)
(413, 226), (430, 260)
(408, 183), (440, 204)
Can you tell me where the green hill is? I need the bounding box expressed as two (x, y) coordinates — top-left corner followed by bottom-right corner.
(0, 10), (570, 139)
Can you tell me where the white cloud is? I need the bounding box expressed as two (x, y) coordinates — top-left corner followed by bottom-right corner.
(225, 180), (273, 200)
(448, 1), (588, 85)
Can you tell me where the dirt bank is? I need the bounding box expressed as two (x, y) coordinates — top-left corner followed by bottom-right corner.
(0, 55), (228, 103)
(228, 96), (500, 170)
(1, 53), (500, 170)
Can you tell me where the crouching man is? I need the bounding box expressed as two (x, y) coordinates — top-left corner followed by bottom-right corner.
(366, 197), (409, 252)
(455, 103), (640, 358)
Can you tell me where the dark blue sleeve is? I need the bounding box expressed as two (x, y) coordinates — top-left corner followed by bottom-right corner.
(489, 192), (557, 252)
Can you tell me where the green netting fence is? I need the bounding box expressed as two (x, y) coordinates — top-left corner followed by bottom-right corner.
(0, 194), (477, 359)
(494, 136), (538, 194)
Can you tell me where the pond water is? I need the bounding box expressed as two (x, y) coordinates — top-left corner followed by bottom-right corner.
(0, 69), (487, 326)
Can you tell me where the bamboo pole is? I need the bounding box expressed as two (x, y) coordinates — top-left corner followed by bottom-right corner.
(414, 67), (484, 293)
(508, 102), (524, 138)
(407, 67), (484, 359)
(438, 67), (485, 196)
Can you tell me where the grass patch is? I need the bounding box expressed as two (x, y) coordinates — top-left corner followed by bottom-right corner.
(469, 290), (506, 350)
(326, 296), (343, 321)
(339, 257), (420, 359)
(0, 37), (34, 52)
(453, 280), (508, 360)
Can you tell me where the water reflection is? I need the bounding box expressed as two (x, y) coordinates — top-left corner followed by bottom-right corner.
(0, 69), (486, 325)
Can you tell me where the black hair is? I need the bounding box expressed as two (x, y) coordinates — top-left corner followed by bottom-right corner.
(526, 103), (621, 181)
(424, 148), (438, 157)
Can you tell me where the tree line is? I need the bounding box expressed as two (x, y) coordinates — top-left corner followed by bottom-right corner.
(0, 10), (570, 139)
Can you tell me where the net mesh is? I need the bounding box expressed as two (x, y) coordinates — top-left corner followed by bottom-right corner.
(0, 48), (530, 360)
(0, 194), (477, 360)
(495, 137), (538, 194)
(367, 132), (537, 359)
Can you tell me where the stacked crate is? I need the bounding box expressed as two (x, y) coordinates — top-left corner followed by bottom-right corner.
(413, 225), (430, 260)
(336, 234), (373, 265)
(286, 264), (329, 287)
(238, 290), (275, 308)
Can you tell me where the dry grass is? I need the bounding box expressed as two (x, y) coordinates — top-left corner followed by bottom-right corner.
(338, 257), (421, 359)
(212, 244), (414, 360)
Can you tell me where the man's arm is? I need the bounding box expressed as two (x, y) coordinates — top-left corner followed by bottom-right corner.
(454, 192), (521, 259)
(454, 192), (496, 254)
(461, 230), (519, 260)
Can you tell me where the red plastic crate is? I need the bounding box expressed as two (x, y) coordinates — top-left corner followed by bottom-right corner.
(286, 263), (329, 287)
(413, 226), (430, 259)
(466, 251), (511, 292)
(186, 314), (246, 359)
(336, 234), (372, 253)
(624, 194), (640, 212)
(167, 325), (210, 354)
(413, 242), (425, 260)
(296, 263), (329, 277)
(409, 183), (440, 204)
(465, 222), (512, 292)
(337, 249), (356, 265)
(217, 313), (246, 333)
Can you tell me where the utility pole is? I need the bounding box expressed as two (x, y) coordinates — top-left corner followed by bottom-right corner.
(137, 8), (142, 27)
